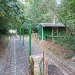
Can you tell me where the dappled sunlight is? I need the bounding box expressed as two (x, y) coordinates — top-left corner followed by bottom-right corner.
(9, 29), (17, 34)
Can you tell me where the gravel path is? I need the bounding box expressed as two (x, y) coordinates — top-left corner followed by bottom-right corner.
(0, 35), (16, 75)
(0, 35), (30, 75)
(0, 35), (65, 75)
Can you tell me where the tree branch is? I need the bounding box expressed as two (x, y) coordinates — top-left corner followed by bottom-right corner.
(55, 14), (73, 36)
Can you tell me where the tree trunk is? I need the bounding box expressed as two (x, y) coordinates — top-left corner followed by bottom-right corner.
(55, 14), (73, 36)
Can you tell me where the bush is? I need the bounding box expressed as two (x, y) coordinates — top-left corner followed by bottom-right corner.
(65, 53), (73, 58)
(53, 50), (59, 55)
(54, 34), (75, 58)
(54, 35), (75, 50)
(47, 47), (51, 50)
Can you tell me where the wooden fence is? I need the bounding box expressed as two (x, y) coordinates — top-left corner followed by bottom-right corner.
(46, 35), (65, 41)
(31, 33), (39, 39)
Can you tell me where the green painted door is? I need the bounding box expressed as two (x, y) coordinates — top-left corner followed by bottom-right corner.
(43, 27), (52, 40)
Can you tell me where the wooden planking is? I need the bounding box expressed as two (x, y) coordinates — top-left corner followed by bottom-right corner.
(43, 51), (46, 75)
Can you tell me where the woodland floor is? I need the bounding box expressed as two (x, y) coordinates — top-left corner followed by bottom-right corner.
(0, 36), (10, 71)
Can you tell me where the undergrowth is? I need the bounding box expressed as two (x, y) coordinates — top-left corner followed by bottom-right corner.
(54, 34), (75, 50)
(0, 35), (10, 51)
(54, 34), (75, 58)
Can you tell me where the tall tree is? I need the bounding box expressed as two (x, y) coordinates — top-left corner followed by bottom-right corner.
(0, 0), (26, 34)
(56, 0), (75, 36)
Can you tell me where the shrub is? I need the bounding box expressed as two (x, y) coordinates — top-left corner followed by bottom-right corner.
(54, 50), (59, 55)
(65, 53), (73, 58)
(47, 47), (51, 50)
(54, 34), (75, 50)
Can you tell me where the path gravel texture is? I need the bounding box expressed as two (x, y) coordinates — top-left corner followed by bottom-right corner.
(0, 35), (30, 75)
(0, 35), (66, 75)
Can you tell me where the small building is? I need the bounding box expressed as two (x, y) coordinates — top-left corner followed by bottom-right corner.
(38, 23), (67, 40)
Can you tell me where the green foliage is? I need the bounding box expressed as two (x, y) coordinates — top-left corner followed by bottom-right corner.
(24, 0), (58, 32)
(6, 39), (10, 46)
(0, 0), (74, 35)
(0, 16), (8, 34)
(66, 53), (73, 58)
(53, 50), (59, 55)
(0, 34), (10, 50)
(58, 0), (75, 28)
(0, 0), (26, 34)
(54, 34), (75, 50)
(47, 47), (51, 50)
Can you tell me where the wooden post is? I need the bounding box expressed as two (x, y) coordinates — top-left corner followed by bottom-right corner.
(43, 51), (46, 75)
(53, 35), (54, 41)
(52, 35), (54, 42)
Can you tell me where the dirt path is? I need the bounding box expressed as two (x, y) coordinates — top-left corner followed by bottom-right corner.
(0, 34), (75, 75)
(0, 35), (30, 75)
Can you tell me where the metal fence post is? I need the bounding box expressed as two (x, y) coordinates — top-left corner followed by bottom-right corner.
(23, 27), (24, 45)
(20, 27), (21, 41)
